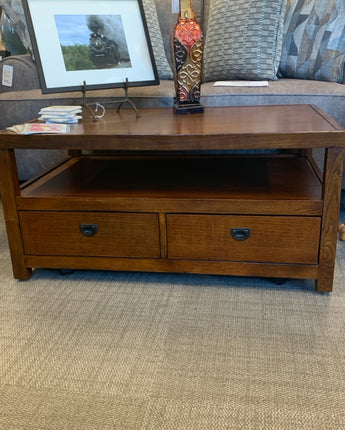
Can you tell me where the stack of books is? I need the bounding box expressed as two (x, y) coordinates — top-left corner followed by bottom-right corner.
(38, 105), (82, 124)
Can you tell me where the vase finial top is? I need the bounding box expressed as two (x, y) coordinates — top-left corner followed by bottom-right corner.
(179, 0), (195, 20)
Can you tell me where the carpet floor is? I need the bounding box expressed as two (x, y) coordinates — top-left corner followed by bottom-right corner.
(0, 201), (345, 429)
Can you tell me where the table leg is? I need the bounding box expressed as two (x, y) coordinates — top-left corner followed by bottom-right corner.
(0, 149), (32, 279)
(317, 147), (344, 292)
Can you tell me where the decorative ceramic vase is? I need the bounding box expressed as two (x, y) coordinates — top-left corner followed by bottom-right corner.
(173, 0), (204, 113)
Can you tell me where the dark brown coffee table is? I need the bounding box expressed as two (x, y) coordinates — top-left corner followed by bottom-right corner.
(0, 105), (344, 292)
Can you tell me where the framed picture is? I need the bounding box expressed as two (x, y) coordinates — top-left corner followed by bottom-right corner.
(22, 0), (159, 93)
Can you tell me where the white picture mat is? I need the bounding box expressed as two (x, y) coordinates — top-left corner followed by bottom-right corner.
(26, 0), (156, 89)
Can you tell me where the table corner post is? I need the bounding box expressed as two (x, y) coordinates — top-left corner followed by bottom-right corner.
(317, 147), (343, 292)
(0, 149), (32, 280)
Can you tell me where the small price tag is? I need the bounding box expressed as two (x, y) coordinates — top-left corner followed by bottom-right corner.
(2, 64), (13, 87)
(172, 0), (179, 13)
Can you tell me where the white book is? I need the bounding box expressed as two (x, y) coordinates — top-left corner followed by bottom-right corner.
(39, 110), (82, 116)
(39, 105), (82, 115)
(214, 81), (269, 87)
(39, 114), (81, 120)
(46, 117), (81, 124)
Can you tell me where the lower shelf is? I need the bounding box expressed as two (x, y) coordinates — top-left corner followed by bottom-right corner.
(18, 154), (323, 215)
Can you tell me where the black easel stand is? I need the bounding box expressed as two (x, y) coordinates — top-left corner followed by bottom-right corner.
(116, 78), (141, 118)
(81, 79), (140, 119)
(82, 81), (97, 121)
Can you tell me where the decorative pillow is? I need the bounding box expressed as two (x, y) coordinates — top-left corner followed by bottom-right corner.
(278, 0), (345, 83)
(142, 0), (173, 80)
(203, 0), (288, 82)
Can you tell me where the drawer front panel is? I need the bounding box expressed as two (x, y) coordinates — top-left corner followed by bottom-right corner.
(19, 211), (160, 258)
(167, 214), (321, 264)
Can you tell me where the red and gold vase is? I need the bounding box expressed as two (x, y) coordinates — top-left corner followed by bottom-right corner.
(173, 0), (204, 113)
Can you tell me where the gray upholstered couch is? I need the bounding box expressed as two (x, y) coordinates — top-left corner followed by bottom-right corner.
(1, 0), (345, 183)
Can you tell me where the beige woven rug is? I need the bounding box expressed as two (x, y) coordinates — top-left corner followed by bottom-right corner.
(0, 201), (345, 429)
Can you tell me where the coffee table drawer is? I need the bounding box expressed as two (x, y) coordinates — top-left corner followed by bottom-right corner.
(167, 214), (321, 264)
(19, 211), (160, 258)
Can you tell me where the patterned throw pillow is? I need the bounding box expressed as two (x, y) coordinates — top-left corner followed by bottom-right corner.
(142, 0), (173, 80)
(203, 0), (287, 82)
(279, 0), (345, 83)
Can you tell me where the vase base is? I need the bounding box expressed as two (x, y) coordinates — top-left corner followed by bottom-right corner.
(174, 102), (204, 114)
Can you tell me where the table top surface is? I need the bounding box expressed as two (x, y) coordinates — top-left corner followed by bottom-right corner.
(1, 105), (345, 151)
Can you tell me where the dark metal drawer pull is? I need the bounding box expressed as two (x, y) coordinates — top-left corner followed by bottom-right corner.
(231, 228), (251, 241)
(79, 224), (98, 237)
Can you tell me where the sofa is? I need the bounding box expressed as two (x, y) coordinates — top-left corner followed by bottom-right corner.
(1, 0), (345, 184)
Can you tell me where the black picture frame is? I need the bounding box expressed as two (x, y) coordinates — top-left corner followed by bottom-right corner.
(22, 0), (159, 93)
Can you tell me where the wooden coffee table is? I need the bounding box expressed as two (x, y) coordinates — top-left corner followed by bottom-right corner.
(0, 105), (344, 292)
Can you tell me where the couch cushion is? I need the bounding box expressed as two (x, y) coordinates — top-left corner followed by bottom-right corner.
(203, 0), (287, 82)
(279, 0), (345, 83)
